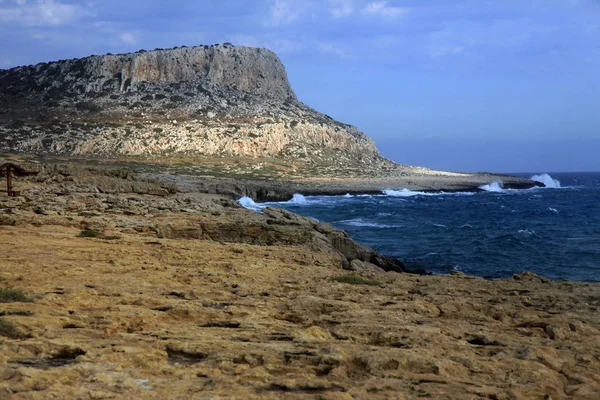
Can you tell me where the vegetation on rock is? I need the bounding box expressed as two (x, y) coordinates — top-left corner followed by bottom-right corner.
(0, 317), (21, 339)
(0, 288), (33, 303)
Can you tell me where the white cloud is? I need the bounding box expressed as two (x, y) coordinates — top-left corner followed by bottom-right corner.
(329, 0), (353, 19)
(119, 31), (138, 45)
(362, 1), (407, 18)
(268, 0), (303, 25)
(0, 0), (90, 26)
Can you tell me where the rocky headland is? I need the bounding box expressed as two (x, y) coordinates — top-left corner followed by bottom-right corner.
(0, 44), (538, 194)
(0, 161), (599, 399)
(0, 45), (379, 167)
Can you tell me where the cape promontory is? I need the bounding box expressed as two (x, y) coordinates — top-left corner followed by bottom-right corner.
(0, 44), (382, 168)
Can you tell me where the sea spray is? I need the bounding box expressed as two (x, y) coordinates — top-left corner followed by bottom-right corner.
(238, 196), (264, 211)
(479, 182), (504, 192)
(531, 174), (561, 188)
(239, 193), (309, 211)
(288, 193), (308, 204)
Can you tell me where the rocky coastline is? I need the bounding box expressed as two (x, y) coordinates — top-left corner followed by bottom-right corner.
(1, 45), (596, 398)
(0, 159), (599, 399)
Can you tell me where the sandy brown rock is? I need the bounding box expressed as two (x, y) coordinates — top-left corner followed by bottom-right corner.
(1, 225), (599, 399)
(0, 163), (598, 399)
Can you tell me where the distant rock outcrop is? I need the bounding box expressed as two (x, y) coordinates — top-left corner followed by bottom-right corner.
(0, 45), (388, 170)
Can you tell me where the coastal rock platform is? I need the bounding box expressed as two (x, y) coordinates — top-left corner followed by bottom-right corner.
(0, 160), (598, 399)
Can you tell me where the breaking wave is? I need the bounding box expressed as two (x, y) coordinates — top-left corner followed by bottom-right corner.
(479, 182), (504, 192)
(287, 193), (308, 204)
(239, 193), (311, 211)
(238, 196), (264, 211)
(531, 174), (561, 188)
(383, 189), (474, 197)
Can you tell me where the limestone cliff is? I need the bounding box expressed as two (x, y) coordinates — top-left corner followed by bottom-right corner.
(0, 45), (386, 169)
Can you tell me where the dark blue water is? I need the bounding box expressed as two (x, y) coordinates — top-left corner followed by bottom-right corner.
(244, 172), (600, 281)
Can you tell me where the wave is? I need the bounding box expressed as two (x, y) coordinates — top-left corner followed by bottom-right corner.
(337, 219), (397, 228)
(383, 189), (474, 197)
(239, 193), (315, 211)
(531, 174), (561, 188)
(287, 193), (308, 204)
(238, 196), (264, 211)
(479, 181), (504, 192)
(517, 229), (535, 236)
(343, 193), (377, 198)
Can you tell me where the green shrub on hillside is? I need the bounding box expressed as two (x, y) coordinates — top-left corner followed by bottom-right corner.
(0, 318), (22, 339)
(0, 288), (33, 303)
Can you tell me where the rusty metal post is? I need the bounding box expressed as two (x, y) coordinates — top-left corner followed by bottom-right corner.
(1, 163), (37, 197)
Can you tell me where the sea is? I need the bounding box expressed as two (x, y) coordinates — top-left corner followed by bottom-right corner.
(239, 173), (600, 282)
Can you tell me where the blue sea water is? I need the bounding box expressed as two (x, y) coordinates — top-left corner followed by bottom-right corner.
(240, 173), (600, 282)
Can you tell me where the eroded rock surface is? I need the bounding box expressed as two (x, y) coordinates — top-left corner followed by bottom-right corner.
(0, 45), (382, 169)
(0, 162), (599, 399)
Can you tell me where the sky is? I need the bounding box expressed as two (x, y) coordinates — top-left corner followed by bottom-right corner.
(0, 0), (599, 172)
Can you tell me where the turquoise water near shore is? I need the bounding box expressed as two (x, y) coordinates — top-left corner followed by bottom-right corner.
(241, 172), (600, 281)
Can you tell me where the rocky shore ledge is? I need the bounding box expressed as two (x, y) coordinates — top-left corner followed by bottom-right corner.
(1, 161), (599, 399)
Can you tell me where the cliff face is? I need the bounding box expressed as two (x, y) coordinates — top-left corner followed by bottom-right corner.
(0, 45), (386, 169)
(2, 46), (296, 100)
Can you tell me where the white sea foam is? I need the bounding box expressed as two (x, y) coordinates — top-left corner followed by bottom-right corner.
(338, 219), (396, 228)
(240, 193), (313, 211)
(433, 223), (448, 229)
(517, 229), (535, 236)
(479, 181), (504, 192)
(288, 193), (308, 204)
(341, 193), (377, 198)
(384, 189), (426, 197)
(531, 174), (561, 188)
(383, 189), (474, 197)
(548, 207), (559, 214)
(238, 196), (264, 211)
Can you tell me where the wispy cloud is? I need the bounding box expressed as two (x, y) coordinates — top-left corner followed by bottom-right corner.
(0, 0), (92, 27)
(268, 0), (305, 25)
(119, 31), (138, 46)
(361, 1), (408, 18)
(329, 0), (353, 19)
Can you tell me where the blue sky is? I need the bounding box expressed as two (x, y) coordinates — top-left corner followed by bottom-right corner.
(1, 0), (599, 172)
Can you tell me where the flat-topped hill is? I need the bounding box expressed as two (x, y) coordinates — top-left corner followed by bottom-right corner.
(0, 45), (382, 169)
